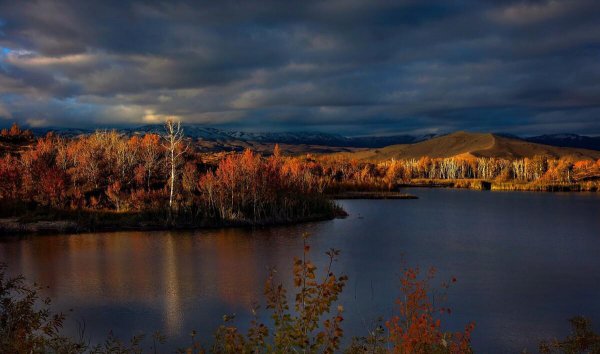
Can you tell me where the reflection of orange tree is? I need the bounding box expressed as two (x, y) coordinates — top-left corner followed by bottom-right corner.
(11, 230), (267, 316)
(12, 233), (182, 304)
(214, 230), (261, 308)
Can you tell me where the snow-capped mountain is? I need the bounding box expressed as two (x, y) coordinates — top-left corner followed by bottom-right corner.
(32, 124), (436, 148)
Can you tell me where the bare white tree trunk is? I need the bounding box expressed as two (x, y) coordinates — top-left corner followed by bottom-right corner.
(170, 144), (175, 207)
(163, 119), (187, 212)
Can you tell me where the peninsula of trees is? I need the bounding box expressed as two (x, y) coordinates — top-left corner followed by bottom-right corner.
(0, 122), (342, 233)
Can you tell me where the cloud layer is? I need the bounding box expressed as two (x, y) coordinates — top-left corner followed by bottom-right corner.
(0, 0), (599, 135)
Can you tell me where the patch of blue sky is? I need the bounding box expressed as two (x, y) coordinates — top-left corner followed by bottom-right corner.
(0, 47), (10, 71)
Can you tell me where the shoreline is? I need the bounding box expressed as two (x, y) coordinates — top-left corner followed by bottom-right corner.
(328, 191), (418, 199)
(0, 191), (419, 236)
(400, 179), (599, 192)
(2, 182), (596, 236)
(0, 211), (347, 236)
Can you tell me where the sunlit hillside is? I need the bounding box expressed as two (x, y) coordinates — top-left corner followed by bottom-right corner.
(336, 131), (600, 161)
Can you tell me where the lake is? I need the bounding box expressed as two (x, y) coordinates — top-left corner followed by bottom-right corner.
(2, 188), (600, 352)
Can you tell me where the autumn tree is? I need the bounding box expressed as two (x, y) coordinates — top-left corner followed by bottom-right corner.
(384, 159), (403, 190)
(208, 236), (347, 353)
(106, 181), (124, 211)
(9, 122), (21, 136)
(139, 133), (162, 190)
(384, 267), (474, 353)
(0, 155), (19, 200)
(0, 122), (33, 141)
(539, 317), (600, 353)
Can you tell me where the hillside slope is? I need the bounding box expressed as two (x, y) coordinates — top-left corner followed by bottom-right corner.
(339, 132), (600, 161)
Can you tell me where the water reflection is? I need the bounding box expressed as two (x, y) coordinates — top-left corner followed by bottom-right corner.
(1, 189), (600, 353)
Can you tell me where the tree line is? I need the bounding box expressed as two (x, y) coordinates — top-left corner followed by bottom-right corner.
(312, 155), (600, 191)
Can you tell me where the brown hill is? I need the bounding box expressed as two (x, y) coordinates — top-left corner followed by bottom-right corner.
(337, 132), (600, 161)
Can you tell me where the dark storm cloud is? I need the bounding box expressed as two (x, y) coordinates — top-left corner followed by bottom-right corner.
(0, 0), (599, 134)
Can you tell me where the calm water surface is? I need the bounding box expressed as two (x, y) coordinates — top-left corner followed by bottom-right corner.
(2, 188), (600, 352)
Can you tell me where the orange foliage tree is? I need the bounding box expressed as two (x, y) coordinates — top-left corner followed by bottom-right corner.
(385, 267), (474, 354)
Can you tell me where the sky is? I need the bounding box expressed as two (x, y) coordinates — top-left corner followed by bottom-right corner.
(0, 0), (599, 136)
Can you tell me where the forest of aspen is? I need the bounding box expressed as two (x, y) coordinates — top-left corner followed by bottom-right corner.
(1, 121), (600, 233)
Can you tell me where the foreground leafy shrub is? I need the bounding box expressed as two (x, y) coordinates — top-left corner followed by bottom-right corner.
(346, 267), (474, 354)
(186, 237), (474, 354)
(0, 264), (84, 353)
(539, 316), (600, 353)
(201, 236), (348, 354)
(0, 264), (165, 354)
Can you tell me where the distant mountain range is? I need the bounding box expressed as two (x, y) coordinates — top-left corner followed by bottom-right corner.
(31, 125), (600, 151)
(524, 134), (600, 151)
(31, 125), (436, 148)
